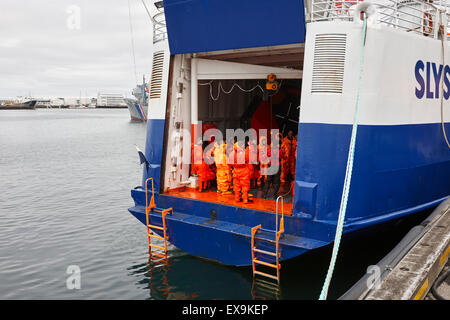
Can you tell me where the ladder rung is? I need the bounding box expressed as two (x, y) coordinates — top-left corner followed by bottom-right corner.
(148, 233), (165, 240)
(150, 256), (166, 261)
(150, 251), (166, 258)
(254, 237), (276, 244)
(150, 255), (167, 262)
(252, 248), (277, 256)
(149, 252), (166, 259)
(253, 279), (280, 291)
(150, 258), (166, 264)
(150, 253), (167, 261)
(253, 259), (279, 269)
(149, 243), (165, 251)
(148, 224), (164, 231)
(253, 284), (280, 296)
(260, 228), (276, 234)
(149, 251), (166, 258)
(253, 270), (279, 281)
(150, 258), (167, 264)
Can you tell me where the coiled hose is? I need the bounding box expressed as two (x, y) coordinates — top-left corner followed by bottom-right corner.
(431, 267), (450, 300)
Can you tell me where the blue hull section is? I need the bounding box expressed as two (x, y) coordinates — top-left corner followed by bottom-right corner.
(163, 0), (306, 54)
(129, 119), (450, 266)
(141, 119), (166, 191)
(295, 122), (450, 223)
(129, 203), (318, 266)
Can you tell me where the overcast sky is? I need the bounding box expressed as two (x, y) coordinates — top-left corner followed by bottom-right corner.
(0, 0), (154, 99)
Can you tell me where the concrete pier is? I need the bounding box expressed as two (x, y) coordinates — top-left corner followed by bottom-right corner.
(365, 202), (450, 300)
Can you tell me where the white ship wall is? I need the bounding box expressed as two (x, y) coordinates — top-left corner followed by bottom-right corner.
(300, 21), (450, 126)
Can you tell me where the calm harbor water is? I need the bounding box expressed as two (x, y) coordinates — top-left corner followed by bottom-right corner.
(0, 109), (433, 299)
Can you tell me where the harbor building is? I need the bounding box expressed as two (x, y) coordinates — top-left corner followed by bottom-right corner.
(96, 93), (127, 108)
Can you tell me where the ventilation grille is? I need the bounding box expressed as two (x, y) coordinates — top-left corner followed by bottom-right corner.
(149, 51), (165, 99)
(311, 34), (347, 94)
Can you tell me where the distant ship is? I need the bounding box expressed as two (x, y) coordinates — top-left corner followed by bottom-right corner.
(0, 100), (37, 110)
(125, 76), (149, 122)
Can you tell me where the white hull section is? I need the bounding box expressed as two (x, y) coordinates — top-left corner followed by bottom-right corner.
(300, 21), (450, 126)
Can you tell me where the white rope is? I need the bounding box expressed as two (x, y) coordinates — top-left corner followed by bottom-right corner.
(140, 0), (153, 24)
(198, 81), (265, 101)
(127, 0), (138, 84)
(198, 80), (284, 101)
(439, 18), (450, 148)
(319, 15), (368, 300)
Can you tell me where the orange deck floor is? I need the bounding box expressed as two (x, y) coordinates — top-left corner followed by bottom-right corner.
(163, 188), (293, 215)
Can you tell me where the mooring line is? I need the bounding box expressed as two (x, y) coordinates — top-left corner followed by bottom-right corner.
(319, 14), (368, 300)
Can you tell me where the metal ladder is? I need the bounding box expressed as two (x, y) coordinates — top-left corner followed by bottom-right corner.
(251, 277), (281, 300)
(251, 196), (285, 284)
(145, 178), (172, 261)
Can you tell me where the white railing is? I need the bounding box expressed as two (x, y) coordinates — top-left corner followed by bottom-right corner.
(152, 10), (167, 44)
(310, 0), (450, 39)
(142, 0), (168, 44)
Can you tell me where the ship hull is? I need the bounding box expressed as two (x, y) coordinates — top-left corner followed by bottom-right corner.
(126, 100), (147, 122)
(96, 105), (127, 109)
(128, 78), (450, 265)
(0, 100), (37, 110)
(129, 204), (311, 266)
(128, 15), (450, 266)
(0, 106), (36, 110)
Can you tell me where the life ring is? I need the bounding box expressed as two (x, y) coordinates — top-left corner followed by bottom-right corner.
(423, 12), (433, 36)
(335, 1), (357, 15)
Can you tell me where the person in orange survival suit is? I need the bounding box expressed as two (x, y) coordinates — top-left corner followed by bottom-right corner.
(225, 136), (236, 190)
(191, 138), (202, 178)
(281, 130), (297, 183)
(262, 135), (287, 199)
(192, 138), (214, 192)
(280, 133), (289, 182)
(258, 135), (269, 186)
(293, 134), (298, 176)
(204, 138), (217, 189)
(292, 147), (297, 198)
(246, 136), (259, 189)
(213, 140), (232, 195)
(227, 140), (252, 204)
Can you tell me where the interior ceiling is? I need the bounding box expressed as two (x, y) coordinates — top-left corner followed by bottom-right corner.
(196, 45), (304, 70)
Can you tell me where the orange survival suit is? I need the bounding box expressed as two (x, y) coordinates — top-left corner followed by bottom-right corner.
(281, 134), (297, 182)
(258, 136), (269, 185)
(227, 142), (251, 203)
(213, 141), (232, 194)
(246, 139), (259, 188)
(192, 140), (214, 192)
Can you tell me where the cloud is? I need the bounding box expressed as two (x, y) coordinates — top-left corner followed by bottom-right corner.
(0, 0), (154, 98)
(0, 38), (22, 48)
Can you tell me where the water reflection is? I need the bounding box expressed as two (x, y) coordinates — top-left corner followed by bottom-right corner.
(128, 251), (255, 300)
(127, 207), (434, 300)
(251, 278), (281, 300)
